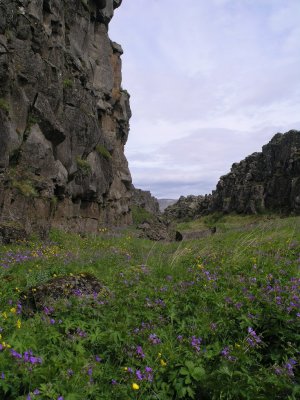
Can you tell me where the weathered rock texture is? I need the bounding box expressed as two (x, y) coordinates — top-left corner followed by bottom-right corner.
(0, 0), (132, 236)
(131, 186), (160, 215)
(164, 194), (212, 220)
(165, 131), (300, 219)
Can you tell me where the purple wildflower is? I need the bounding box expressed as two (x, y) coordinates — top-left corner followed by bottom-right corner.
(246, 327), (262, 347)
(149, 333), (161, 345)
(136, 345), (145, 359)
(145, 366), (154, 382)
(136, 370), (143, 380)
(190, 336), (202, 352)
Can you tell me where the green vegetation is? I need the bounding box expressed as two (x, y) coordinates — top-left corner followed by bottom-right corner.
(76, 156), (91, 174)
(12, 179), (38, 198)
(96, 145), (112, 160)
(131, 205), (154, 225)
(63, 79), (73, 89)
(27, 114), (39, 128)
(0, 215), (299, 399)
(0, 98), (9, 113)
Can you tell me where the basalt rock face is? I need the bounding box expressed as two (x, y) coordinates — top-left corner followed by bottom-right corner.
(131, 186), (160, 215)
(164, 194), (212, 220)
(213, 130), (300, 214)
(165, 131), (300, 219)
(0, 0), (132, 236)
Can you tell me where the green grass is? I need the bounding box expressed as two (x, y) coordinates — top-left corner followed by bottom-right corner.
(96, 145), (112, 160)
(0, 216), (299, 399)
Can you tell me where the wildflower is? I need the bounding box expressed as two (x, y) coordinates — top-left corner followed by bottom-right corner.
(246, 327), (262, 347)
(136, 370), (143, 380)
(10, 349), (22, 359)
(1, 372), (4, 379)
(177, 335), (183, 342)
(33, 389), (40, 395)
(10, 307), (16, 314)
(136, 345), (145, 359)
(132, 383), (139, 390)
(190, 336), (202, 352)
(149, 333), (161, 345)
(95, 355), (102, 362)
(160, 359), (167, 367)
(16, 319), (21, 329)
(145, 366), (153, 382)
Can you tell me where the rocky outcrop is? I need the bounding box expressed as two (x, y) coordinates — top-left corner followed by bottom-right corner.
(131, 186), (160, 215)
(0, 0), (132, 237)
(165, 130), (300, 219)
(213, 130), (300, 214)
(164, 194), (212, 220)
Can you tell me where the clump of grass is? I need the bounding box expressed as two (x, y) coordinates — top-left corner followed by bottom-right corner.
(0, 98), (9, 113)
(63, 79), (73, 89)
(96, 144), (112, 160)
(76, 156), (91, 174)
(12, 179), (38, 197)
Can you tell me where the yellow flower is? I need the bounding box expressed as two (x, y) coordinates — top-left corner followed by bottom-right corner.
(160, 359), (167, 367)
(0, 334), (2, 340)
(10, 307), (16, 314)
(132, 383), (139, 390)
(2, 312), (7, 319)
(16, 319), (21, 329)
(32, 288), (37, 293)
(124, 367), (128, 371)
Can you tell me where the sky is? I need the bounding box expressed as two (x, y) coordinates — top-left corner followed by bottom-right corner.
(110, 0), (300, 199)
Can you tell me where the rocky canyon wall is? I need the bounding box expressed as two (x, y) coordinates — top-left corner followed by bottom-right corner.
(165, 130), (300, 219)
(0, 0), (132, 237)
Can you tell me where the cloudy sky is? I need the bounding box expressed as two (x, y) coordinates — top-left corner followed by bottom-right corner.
(110, 0), (300, 199)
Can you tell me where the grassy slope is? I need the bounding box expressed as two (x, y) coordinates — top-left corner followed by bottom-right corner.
(0, 215), (299, 399)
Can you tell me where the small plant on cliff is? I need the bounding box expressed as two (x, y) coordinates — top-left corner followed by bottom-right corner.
(63, 79), (73, 89)
(76, 156), (91, 174)
(96, 144), (112, 160)
(12, 179), (38, 197)
(0, 98), (9, 113)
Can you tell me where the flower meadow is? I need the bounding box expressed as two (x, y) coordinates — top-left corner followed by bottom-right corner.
(0, 215), (299, 399)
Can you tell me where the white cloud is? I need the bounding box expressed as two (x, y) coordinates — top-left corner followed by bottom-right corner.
(110, 1), (300, 198)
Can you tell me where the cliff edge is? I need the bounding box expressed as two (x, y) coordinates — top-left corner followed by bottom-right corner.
(0, 0), (132, 237)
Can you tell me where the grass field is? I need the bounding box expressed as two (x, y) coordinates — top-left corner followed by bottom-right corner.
(0, 215), (299, 399)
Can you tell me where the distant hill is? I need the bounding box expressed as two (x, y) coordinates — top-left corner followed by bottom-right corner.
(158, 199), (177, 212)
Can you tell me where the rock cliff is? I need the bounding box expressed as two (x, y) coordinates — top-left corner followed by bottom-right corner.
(0, 0), (132, 237)
(165, 130), (300, 219)
(131, 186), (160, 215)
